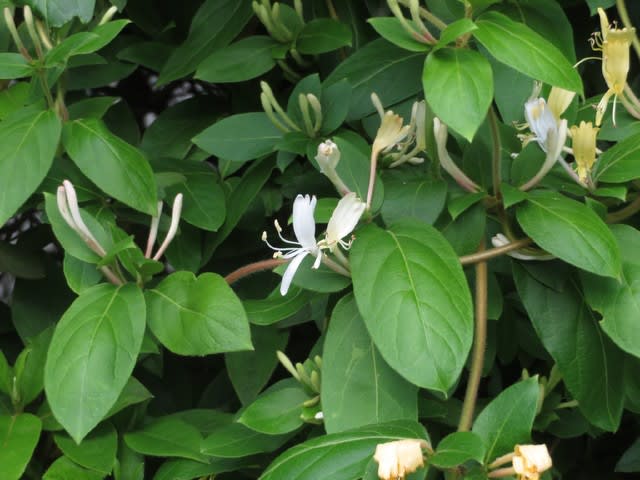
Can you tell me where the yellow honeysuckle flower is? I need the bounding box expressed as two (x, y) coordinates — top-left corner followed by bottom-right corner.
(570, 121), (599, 182)
(373, 439), (429, 480)
(593, 7), (636, 126)
(512, 444), (553, 480)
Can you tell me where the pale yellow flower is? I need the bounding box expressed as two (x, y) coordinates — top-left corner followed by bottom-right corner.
(373, 439), (428, 480)
(512, 444), (553, 480)
(594, 8), (636, 126)
(570, 121), (599, 182)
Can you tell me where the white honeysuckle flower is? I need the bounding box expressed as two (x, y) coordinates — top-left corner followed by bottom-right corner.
(512, 444), (553, 480)
(264, 193), (365, 295)
(524, 97), (558, 153)
(519, 118), (568, 191)
(263, 194), (321, 296)
(316, 139), (340, 171)
(373, 439), (429, 480)
(319, 192), (366, 252)
(491, 234), (554, 261)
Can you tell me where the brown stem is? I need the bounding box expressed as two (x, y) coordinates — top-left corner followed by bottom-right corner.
(225, 258), (287, 285)
(458, 240), (488, 432)
(459, 238), (532, 266)
(606, 193), (640, 223)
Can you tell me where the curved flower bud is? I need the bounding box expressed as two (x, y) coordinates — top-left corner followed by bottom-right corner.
(433, 118), (480, 192)
(373, 439), (429, 480)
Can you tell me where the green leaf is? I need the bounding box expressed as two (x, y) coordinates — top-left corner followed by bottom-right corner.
(593, 130), (640, 183)
(515, 265), (624, 431)
(44, 284), (146, 443)
(473, 11), (582, 93)
(0, 109), (61, 226)
(259, 421), (428, 480)
(274, 255), (351, 293)
(472, 377), (539, 462)
(226, 325), (289, 405)
(430, 432), (485, 468)
(153, 458), (243, 480)
(0, 414), (42, 480)
(63, 119), (157, 215)
(193, 112), (282, 162)
(14, 327), (52, 407)
(43, 456), (106, 480)
(195, 36), (277, 83)
(124, 417), (207, 462)
(63, 254), (102, 294)
(45, 20), (130, 66)
(0, 53), (33, 79)
(516, 191), (621, 277)
(581, 225), (640, 359)
(325, 38), (424, 120)
(616, 438), (640, 473)
(29, 0), (95, 27)
(106, 376), (153, 418)
(0, 351), (10, 396)
(367, 18), (431, 52)
(423, 48), (493, 141)
(0, 240), (45, 279)
(157, 0), (253, 85)
(296, 19), (352, 54)
(54, 423), (117, 474)
(350, 220), (473, 393)
(380, 177), (446, 226)
(201, 422), (291, 458)
(436, 18), (478, 49)
(238, 382), (308, 435)
(322, 294), (418, 433)
(320, 79), (352, 134)
(146, 271), (252, 356)
(586, 0), (616, 14)
(244, 287), (315, 326)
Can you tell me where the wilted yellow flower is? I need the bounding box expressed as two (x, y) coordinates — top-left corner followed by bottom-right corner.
(373, 439), (428, 480)
(512, 444), (553, 480)
(547, 86), (576, 120)
(373, 110), (411, 155)
(593, 7), (636, 125)
(570, 121), (599, 182)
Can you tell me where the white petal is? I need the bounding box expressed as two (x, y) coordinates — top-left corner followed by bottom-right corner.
(524, 98), (557, 152)
(292, 194), (317, 249)
(280, 251), (308, 295)
(326, 193), (366, 244)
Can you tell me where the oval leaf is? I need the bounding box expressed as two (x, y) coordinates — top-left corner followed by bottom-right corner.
(350, 220), (473, 393)
(259, 421), (428, 480)
(473, 11), (582, 93)
(0, 53), (33, 79)
(195, 36), (277, 83)
(193, 112), (282, 162)
(322, 294), (418, 433)
(296, 19), (352, 54)
(472, 377), (539, 462)
(594, 130), (640, 183)
(146, 271), (252, 356)
(54, 423), (118, 474)
(430, 432), (485, 468)
(516, 191), (621, 278)
(0, 414), (42, 480)
(0, 109), (61, 226)
(124, 417), (207, 462)
(201, 422), (291, 458)
(423, 47), (493, 141)
(44, 283), (146, 443)
(367, 18), (431, 52)
(238, 383), (308, 435)
(63, 119), (157, 215)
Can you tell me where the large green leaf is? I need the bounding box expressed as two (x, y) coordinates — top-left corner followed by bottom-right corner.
(350, 220), (473, 393)
(196, 36), (277, 83)
(124, 417), (207, 462)
(581, 225), (640, 359)
(63, 119), (157, 215)
(325, 38), (424, 120)
(44, 283), (146, 443)
(54, 423), (117, 474)
(473, 11), (582, 93)
(516, 191), (620, 278)
(0, 53), (33, 79)
(42, 456), (104, 480)
(0, 109), (61, 226)
(201, 422), (291, 458)
(593, 131), (640, 183)
(28, 0), (95, 27)
(430, 432), (485, 468)
(243, 287), (314, 326)
(296, 19), (352, 54)
(423, 48), (493, 141)
(259, 421), (428, 480)
(515, 264), (624, 431)
(193, 112), (282, 162)
(157, 0), (253, 84)
(0, 414), (42, 480)
(145, 272), (252, 356)
(472, 377), (539, 462)
(321, 294), (418, 433)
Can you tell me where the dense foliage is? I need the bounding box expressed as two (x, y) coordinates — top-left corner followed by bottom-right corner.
(1, 0), (640, 479)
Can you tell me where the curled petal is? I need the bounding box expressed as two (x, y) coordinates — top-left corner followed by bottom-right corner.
(325, 193), (366, 248)
(292, 194), (317, 249)
(280, 251), (309, 295)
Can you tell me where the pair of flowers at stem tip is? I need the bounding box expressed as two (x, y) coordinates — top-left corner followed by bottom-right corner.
(262, 191), (366, 296)
(373, 440), (551, 480)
